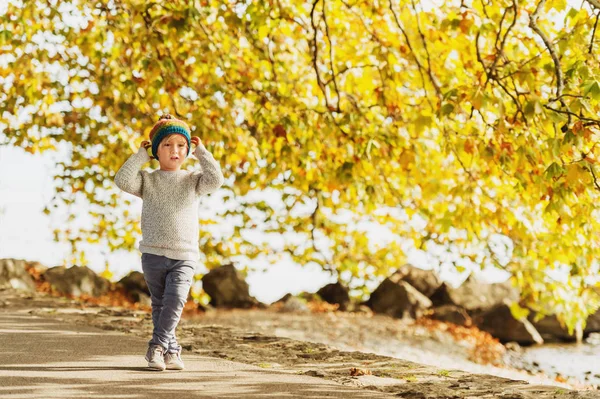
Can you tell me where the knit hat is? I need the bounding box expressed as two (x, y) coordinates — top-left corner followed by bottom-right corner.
(148, 114), (191, 160)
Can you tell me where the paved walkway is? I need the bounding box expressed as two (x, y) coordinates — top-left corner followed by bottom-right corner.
(0, 311), (393, 398)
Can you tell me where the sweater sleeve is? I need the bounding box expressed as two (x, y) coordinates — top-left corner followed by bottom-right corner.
(192, 144), (225, 196)
(114, 148), (151, 198)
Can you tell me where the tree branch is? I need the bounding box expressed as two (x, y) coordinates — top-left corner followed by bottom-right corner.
(475, 31), (524, 122)
(585, 0), (600, 9)
(544, 105), (600, 125)
(590, 11), (600, 54)
(488, 1), (518, 80)
(387, 0), (436, 110)
(321, 0), (342, 111)
(410, 0), (441, 96)
(587, 164), (600, 191)
(529, 0), (564, 102)
(310, 1), (329, 109)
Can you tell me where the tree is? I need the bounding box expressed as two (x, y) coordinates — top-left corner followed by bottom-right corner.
(2, 0), (600, 332)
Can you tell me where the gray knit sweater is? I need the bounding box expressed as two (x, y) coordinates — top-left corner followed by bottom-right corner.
(114, 144), (225, 261)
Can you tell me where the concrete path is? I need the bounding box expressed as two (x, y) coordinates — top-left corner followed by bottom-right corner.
(0, 311), (393, 398)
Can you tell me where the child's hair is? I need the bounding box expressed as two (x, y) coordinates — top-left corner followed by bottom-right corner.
(162, 134), (189, 146)
(149, 114), (191, 160)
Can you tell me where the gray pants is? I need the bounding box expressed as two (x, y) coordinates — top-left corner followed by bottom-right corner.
(141, 253), (196, 353)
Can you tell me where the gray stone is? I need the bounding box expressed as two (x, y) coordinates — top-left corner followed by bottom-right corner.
(366, 276), (432, 319)
(43, 265), (111, 297)
(201, 264), (261, 308)
(0, 259), (37, 292)
(430, 276), (519, 313)
(395, 264), (442, 297)
(279, 296), (310, 313)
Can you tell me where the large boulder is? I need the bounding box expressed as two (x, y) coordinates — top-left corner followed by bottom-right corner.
(394, 264), (442, 297)
(0, 259), (36, 292)
(430, 276), (519, 313)
(201, 264), (261, 308)
(317, 282), (350, 311)
(528, 314), (576, 343)
(472, 303), (543, 345)
(366, 276), (432, 319)
(43, 265), (111, 297)
(117, 271), (151, 305)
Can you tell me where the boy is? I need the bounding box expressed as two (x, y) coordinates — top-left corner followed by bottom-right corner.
(114, 114), (224, 371)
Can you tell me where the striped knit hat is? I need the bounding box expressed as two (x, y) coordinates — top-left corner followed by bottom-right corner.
(148, 114), (191, 160)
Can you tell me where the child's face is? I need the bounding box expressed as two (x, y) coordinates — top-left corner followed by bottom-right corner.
(157, 134), (188, 171)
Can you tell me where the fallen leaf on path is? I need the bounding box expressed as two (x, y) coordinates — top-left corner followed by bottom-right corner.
(350, 367), (372, 376)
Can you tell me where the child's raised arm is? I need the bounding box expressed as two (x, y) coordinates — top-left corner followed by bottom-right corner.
(114, 141), (151, 198)
(191, 137), (225, 196)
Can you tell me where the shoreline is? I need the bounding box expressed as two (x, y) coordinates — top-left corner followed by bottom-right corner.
(3, 289), (599, 398)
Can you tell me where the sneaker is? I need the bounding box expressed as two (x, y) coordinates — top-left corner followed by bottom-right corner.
(145, 345), (166, 371)
(164, 349), (185, 370)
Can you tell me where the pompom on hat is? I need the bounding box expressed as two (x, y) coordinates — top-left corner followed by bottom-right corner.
(148, 114), (191, 160)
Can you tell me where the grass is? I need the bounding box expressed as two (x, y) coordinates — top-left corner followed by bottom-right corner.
(404, 375), (418, 382)
(257, 363), (272, 368)
(438, 369), (451, 377)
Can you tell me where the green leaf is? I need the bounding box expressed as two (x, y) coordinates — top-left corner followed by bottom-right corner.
(544, 162), (564, 179)
(583, 80), (600, 100)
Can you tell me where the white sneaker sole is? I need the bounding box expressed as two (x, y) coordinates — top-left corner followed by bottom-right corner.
(147, 361), (166, 371)
(146, 359), (166, 371)
(166, 363), (184, 370)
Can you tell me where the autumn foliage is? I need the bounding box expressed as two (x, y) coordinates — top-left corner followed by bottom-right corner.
(3, 0), (600, 332)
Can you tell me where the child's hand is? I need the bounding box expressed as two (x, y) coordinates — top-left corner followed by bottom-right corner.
(140, 140), (154, 159)
(191, 136), (201, 147)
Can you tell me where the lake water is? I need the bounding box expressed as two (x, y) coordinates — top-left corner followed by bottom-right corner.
(522, 334), (600, 387)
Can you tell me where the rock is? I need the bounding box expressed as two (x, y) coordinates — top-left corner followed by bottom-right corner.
(472, 303), (543, 345)
(43, 265), (111, 297)
(201, 264), (262, 308)
(430, 276), (519, 313)
(273, 292), (320, 305)
(131, 291), (151, 307)
(528, 314), (576, 343)
(504, 342), (522, 353)
(0, 259), (36, 292)
(118, 271), (149, 295)
(117, 271), (151, 305)
(278, 296), (310, 313)
(317, 282), (350, 311)
(584, 311), (600, 336)
(429, 305), (472, 327)
(586, 332), (600, 345)
(366, 276), (432, 319)
(273, 293), (293, 304)
(394, 264), (442, 297)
